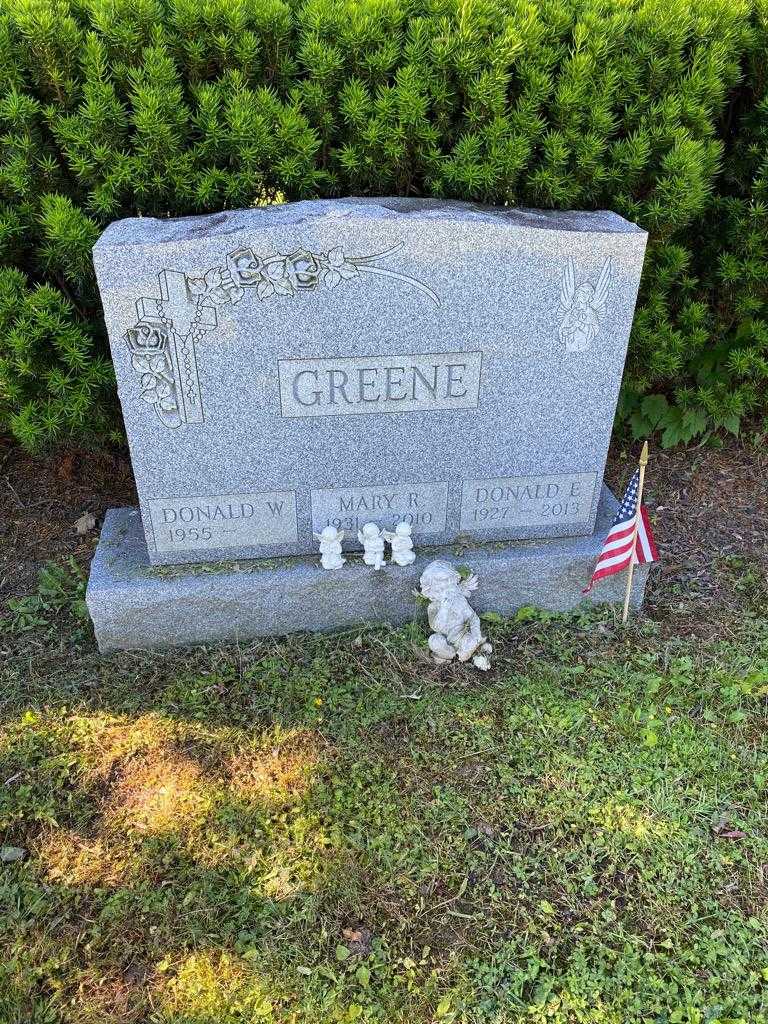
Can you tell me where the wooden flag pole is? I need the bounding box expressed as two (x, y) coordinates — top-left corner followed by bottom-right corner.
(622, 441), (650, 624)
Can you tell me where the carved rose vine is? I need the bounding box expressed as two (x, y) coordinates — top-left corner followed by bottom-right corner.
(124, 323), (182, 428)
(186, 242), (441, 307)
(124, 242), (440, 428)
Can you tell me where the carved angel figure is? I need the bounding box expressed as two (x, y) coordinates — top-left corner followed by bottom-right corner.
(315, 525), (345, 570)
(558, 256), (612, 352)
(358, 522), (386, 570)
(418, 560), (492, 669)
(383, 522), (416, 566)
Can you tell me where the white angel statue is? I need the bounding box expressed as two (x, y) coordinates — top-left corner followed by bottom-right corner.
(383, 522), (416, 566)
(418, 560), (492, 670)
(558, 256), (612, 352)
(315, 525), (345, 570)
(358, 522), (386, 570)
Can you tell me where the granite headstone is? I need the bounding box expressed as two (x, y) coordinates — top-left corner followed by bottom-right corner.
(87, 198), (650, 651)
(93, 198), (647, 567)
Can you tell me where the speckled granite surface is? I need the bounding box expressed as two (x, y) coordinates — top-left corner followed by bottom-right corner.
(87, 487), (649, 653)
(93, 198), (647, 566)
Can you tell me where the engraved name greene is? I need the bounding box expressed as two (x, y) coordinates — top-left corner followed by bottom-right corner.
(279, 352), (482, 418)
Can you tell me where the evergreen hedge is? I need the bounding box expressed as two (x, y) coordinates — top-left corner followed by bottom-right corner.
(0, 0), (765, 451)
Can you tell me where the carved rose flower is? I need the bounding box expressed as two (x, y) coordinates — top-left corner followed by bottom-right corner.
(286, 249), (322, 289)
(226, 247), (264, 286)
(227, 247), (263, 282)
(125, 323), (168, 354)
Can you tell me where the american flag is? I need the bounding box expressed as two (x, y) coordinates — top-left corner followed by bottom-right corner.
(583, 469), (659, 593)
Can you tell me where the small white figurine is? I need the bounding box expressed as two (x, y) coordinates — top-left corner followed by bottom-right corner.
(384, 522), (416, 566)
(315, 525), (345, 570)
(418, 560), (493, 670)
(358, 522), (386, 570)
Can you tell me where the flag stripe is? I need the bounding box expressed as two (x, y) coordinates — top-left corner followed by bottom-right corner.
(592, 544), (635, 573)
(604, 521), (638, 542)
(605, 520), (637, 540)
(636, 518), (652, 562)
(597, 532), (636, 560)
(589, 561), (630, 585)
(583, 467), (658, 593)
(640, 507), (659, 560)
(600, 530), (637, 556)
(590, 559), (631, 584)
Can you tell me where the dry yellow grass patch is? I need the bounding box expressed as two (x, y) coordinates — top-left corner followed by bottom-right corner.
(75, 713), (177, 784)
(226, 729), (326, 809)
(105, 749), (213, 836)
(36, 827), (130, 887)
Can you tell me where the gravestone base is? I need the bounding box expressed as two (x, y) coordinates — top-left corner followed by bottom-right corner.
(87, 486), (649, 654)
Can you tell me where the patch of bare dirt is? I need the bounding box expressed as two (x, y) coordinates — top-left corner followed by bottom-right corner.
(0, 437), (136, 601)
(605, 436), (767, 631)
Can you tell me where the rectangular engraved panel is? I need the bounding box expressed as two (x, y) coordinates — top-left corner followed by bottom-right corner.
(460, 473), (598, 532)
(311, 481), (449, 538)
(148, 490), (298, 554)
(278, 351), (482, 418)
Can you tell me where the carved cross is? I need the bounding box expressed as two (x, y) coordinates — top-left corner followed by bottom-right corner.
(136, 270), (217, 424)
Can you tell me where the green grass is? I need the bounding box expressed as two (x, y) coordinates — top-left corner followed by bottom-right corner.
(1, 575), (768, 1023)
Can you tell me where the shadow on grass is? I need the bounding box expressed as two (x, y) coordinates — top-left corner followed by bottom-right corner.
(2, 610), (768, 1022)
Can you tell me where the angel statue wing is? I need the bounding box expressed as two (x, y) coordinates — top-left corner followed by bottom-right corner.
(459, 573), (480, 597)
(592, 257), (612, 311)
(559, 257), (576, 310)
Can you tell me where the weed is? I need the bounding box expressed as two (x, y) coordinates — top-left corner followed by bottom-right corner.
(4, 558), (87, 634)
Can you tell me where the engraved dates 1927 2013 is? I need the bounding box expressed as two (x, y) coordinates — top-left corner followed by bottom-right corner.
(461, 473), (598, 533)
(470, 499), (582, 524)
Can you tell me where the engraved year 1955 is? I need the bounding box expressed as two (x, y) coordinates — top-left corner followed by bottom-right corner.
(147, 490), (298, 553)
